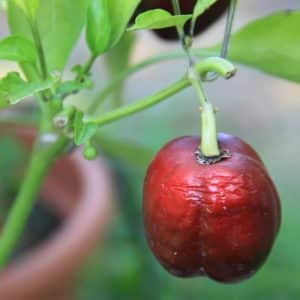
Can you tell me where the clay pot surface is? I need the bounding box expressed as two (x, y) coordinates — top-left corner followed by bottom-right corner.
(0, 125), (115, 300)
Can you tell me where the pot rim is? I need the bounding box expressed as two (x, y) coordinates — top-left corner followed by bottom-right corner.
(0, 125), (115, 299)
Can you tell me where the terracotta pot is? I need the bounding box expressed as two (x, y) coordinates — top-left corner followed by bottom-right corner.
(0, 125), (115, 300)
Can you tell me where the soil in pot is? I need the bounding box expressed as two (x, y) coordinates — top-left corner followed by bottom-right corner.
(0, 135), (62, 262)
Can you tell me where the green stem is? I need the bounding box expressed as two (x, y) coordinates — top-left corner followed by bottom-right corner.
(200, 103), (220, 157)
(86, 78), (189, 126)
(60, 55), (97, 101)
(203, 0), (238, 81)
(195, 0), (238, 157)
(188, 67), (207, 106)
(221, 0), (238, 58)
(28, 16), (55, 117)
(172, 0), (184, 38)
(190, 14), (197, 38)
(87, 49), (215, 113)
(188, 65), (220, 157)
(196, 57), (237, 80)
(172, 0), (181, 16)
(85, 57), (236, 126)
(172, 0), (193, 62)
(0, 134), (68, 268)
(80, 54), (97, 78)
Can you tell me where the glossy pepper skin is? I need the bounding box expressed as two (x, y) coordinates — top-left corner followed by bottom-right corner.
(138, 0), (230, 40)
(143, 133), (281, 283)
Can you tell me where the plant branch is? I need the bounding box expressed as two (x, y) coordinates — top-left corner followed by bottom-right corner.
(58, 55), (98, 102)
(172, 0), (184, 39)
(86, 77), (189, 126)
(203, 0), (238, 81)
(221, 0), (238, 58)
(172, 0), (194, 63)
(85, 57), (236, 126)
(77, 54), (97, 81)
(188, 67), (207, 106)
(87, 49), (215, 113)
(200, 102), (220, 157)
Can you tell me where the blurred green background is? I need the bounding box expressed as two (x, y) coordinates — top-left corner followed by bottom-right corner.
(1, 1), (300, 299)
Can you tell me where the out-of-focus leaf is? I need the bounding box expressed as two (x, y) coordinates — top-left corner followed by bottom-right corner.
(86, 0), (140, 56)
(105, 32), (136, 107)
(107, 0), (140, 48)
(8, 0), (89, 72)
(0, 35), (36, 63)
(96, 133), (153, 169)
(13, 0), (40, 20)
(228, 10), (300, 83)
(0, 0), (7, 11)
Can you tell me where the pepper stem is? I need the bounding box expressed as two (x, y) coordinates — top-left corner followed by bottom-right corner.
(200, 103), (220, 157)
(188, 67), (220, 157)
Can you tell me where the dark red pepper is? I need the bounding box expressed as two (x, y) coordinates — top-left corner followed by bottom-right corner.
(143, 133), (281, 283)
(138, 0), (230, 40)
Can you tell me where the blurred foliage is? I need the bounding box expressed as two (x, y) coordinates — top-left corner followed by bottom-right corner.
(8, 0), (89, 74)
(229, 10), (300, 83)
(104, 32), (136, 108)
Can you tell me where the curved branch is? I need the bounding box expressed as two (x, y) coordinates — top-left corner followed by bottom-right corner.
(87, 48), (216, 113)
(85, 57), (236, 126)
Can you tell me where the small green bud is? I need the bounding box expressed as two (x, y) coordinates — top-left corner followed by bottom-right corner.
(84, 144), (97, 160)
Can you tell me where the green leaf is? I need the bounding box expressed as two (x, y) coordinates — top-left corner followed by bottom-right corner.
(228, 10), (300, 83)
(0, 72), (54, 107)
(56, 79), (93, 98)
(192, 0), (217, 23)
(107, 0), (140, 47)
(128, 9), (192, 31)
(0, 35), (36, 63)
(13, 0), (40, 20)
(86, 0), (140, 56)
(74, 111), (97, 146)
(8, 0), (89, 72)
